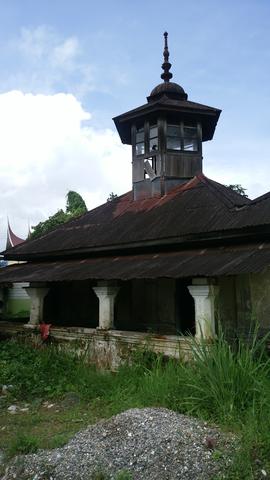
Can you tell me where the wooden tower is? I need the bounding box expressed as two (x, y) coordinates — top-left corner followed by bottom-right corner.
(114, 32), (221, 200)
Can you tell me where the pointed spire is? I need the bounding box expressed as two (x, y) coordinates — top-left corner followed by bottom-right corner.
(27, 219), (32, 239)
(161, 31), (173, 83)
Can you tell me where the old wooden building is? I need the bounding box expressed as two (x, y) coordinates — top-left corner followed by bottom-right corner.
(1, 33), (270, 366)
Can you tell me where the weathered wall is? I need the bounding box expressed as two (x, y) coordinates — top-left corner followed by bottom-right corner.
(250, 269), (270, 332)
(217, 276), (237, 335)
(235, 275), (252, 334)
(0, 321), (193, 369)
(217, 274), (253, 337)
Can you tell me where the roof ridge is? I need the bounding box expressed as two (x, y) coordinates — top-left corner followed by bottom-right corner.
(198, 175), (251, 209)
(250, 191), (270, 205)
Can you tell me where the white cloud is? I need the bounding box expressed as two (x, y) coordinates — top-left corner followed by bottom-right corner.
(18, 25), (55, 59)
(2, 26), (96, 97)
(19, 26), (80, 69)
(0, 90), (131, 250)
(51, 37), (80, 67)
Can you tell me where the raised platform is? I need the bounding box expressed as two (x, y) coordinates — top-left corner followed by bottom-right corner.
(0, 321), (193, 369)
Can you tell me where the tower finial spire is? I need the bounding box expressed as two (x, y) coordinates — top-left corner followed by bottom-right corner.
(161, 31), (173, 82)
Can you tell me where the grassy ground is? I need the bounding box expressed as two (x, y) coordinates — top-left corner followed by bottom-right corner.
(1, 334), (270, 479)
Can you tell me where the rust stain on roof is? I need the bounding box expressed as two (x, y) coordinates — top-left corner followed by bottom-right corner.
(113, 176), (202, 218)
(2, 174), (264, 262)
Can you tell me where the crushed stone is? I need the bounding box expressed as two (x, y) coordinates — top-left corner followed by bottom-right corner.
(2, 407), (235, 480)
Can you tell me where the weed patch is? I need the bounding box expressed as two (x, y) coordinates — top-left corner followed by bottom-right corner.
(8, 432), (38, 456)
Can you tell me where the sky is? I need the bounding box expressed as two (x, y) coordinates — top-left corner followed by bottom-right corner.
(0, 0), (270, 249)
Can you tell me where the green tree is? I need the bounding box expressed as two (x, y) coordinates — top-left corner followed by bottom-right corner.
(66, 190), (87, 215)
(107, 192), (118, 202)
(31, 191), (87, 239)
(226, 184), (248, 197)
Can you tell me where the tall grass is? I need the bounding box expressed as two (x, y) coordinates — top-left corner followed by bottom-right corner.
(178, 331), (270, 423)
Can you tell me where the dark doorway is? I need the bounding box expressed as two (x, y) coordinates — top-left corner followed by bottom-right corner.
(114, 281), (133, 331)
(44, 282), (98, 328)
(175, 279), (195, 335)
(114, 278), (179, 335)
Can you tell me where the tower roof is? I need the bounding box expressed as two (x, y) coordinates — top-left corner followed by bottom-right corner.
(113, 96), (221, 145)
(149, 81), (187, 101)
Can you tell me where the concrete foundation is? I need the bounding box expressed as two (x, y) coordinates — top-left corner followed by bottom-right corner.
(0, 321), (193, 369)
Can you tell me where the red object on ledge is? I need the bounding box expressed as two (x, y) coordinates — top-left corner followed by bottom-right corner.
(40, 322), (52, 341)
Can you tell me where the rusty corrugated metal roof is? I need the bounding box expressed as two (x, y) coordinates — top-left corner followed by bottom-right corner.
(3, 175), (253, 261)
(0, 242), (269, 283)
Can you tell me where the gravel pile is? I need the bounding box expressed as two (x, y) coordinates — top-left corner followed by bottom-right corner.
(2, 407), (235, 480)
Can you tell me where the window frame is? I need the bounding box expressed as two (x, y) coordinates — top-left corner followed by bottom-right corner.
(135, 126), (145, 156)
(166, 121), (200, 153)
(134, 122), (159, 157)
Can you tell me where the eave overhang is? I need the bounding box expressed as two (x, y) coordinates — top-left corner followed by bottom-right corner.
(3, 224), (270, 263)
(0, 242), (270, 284)
(113, 98), (221, 144)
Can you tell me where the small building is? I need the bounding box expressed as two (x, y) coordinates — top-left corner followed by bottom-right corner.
(0, 33), (270, 366)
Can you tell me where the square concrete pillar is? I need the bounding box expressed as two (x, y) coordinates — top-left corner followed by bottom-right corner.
(188, 282), (218, 339)
(24, 286), (49, 326)
(93, 283), (119, 330)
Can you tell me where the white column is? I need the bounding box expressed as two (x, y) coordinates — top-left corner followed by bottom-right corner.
(24, 286), (49, 326)
(93, 284), (119, 330)
(188, 283), (218, 339)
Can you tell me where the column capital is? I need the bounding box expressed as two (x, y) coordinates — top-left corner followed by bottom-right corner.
(25, 286), (50, 300)
(93, 285), (120, 298)
(188, 285), (211, 297)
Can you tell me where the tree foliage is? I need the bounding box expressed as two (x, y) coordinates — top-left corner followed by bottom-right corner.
(226, 184), (248, 197)
(31, 191), (87, 239)
(66, 190), (87, 215)
(107, 192), (118, 202)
